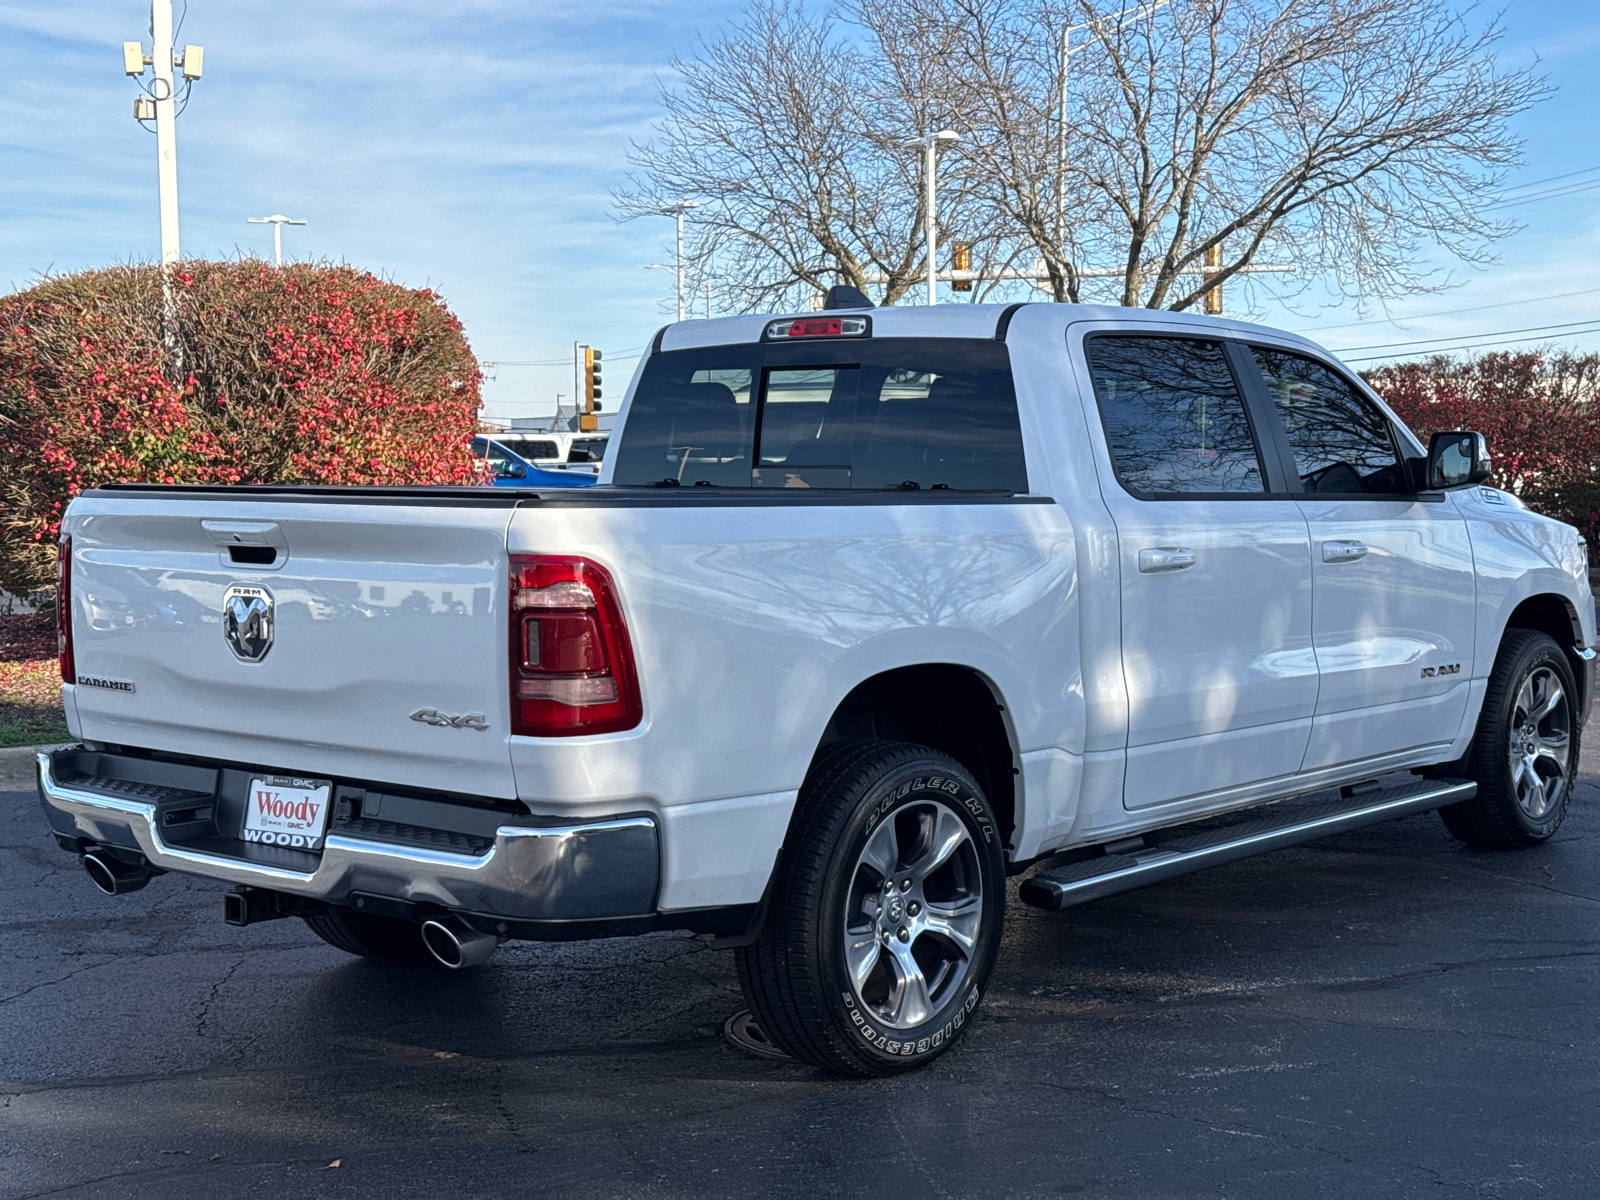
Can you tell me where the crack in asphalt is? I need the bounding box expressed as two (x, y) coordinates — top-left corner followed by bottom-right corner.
(194, 957), (245, 1041)
(0, 956), (116, 1007)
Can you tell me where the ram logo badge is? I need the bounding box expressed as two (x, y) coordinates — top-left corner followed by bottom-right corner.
(410, 708), (489, 732)
(222, 584), (274, 662)
(1421, 663), (1461, 679)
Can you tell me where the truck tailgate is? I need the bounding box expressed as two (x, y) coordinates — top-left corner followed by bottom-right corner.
(65, 495), (517, 798)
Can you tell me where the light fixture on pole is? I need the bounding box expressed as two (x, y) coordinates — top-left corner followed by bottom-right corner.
(902, 131), (960, 306)
(247, 215), (307, 266)
(656, 202), (699, 321)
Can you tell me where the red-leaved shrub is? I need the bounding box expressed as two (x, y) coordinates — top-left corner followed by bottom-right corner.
(1366, 350), (1600, 555)
(0, 261), (485, 596)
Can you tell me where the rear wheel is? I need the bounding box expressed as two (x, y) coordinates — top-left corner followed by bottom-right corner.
(1440, 629), (1579, 849)
(736, 741), (1005, 1077)
(303, 908), (437, 966)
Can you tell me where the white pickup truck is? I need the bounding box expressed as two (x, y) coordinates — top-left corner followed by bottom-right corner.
(37, 293), (1595, 1077)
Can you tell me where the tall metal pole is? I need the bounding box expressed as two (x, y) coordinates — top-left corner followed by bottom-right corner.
(573, 342), (583, 431)
(151, 0), (179, 267)
(1054, 3), (1170, 295)
(925, 139), (938, 307)
(905, 132), (958, 306)
(1057, 23), (1069, 250)
(656, 202), (698, 321)
(675, 208), (686, 322)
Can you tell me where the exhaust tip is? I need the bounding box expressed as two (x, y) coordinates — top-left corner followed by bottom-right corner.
(420, 917), (499, 970)
(81, 850), (152, 896)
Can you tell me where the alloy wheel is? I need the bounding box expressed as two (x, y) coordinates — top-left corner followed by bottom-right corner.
(1507, 665), (1571, 820)
(842, 800), (984, 1031)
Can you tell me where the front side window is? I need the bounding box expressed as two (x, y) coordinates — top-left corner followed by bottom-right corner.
(612, 339), (1026, 491)
(474, 440), (518, 476)
(1250, 348), (1406, 495)
(1085, 336), (1267, 496)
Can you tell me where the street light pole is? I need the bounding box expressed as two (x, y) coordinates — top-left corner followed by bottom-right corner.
(657, 202), (699, 321)
(904, 131), (960, 306)
(247, 215), (307, 266)
(1056, 2), (1170, 259)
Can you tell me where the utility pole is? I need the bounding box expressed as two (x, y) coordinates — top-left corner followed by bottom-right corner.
(125, 1), (202, 364)
(904, 131), (960, 306)
(151, 1), (179, 267)
(247, 215), (307, 266)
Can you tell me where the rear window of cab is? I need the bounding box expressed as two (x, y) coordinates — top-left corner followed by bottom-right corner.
(611, 338), (1028, 492)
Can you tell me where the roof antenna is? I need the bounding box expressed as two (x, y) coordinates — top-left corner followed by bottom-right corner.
(821, 285), (873, 311)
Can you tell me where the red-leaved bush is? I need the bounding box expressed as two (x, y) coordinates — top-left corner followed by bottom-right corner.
(0, 261), (485, 596)
(1366, 350), (1600, 556)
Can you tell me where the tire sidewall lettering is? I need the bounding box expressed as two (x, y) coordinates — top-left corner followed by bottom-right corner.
(840, 984), (981, 1060)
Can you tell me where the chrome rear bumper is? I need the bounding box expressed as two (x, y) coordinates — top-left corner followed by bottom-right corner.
(36, 749), (658, 922)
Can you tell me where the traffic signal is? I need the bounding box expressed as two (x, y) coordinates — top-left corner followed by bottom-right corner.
(580, 347), (602, 432)
(951, 242), (972, 292)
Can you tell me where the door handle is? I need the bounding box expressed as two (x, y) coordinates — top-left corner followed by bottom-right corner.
(1138, 547), (1197, 573)
(1322, 540), (1368, 563)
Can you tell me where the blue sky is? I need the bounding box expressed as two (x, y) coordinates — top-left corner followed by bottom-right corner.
(2, 1), (1598, 421)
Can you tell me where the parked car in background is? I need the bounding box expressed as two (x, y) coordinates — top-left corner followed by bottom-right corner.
(469, 437), (595, 488)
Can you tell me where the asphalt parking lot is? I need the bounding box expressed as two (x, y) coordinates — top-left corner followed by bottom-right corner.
(2, 738), (1596, 1200)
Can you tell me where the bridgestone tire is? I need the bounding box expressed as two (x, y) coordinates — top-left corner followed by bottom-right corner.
(1439, 629), (1580, 849)
(302, 908), (439, 967)
(735, 741), (1005, 1077)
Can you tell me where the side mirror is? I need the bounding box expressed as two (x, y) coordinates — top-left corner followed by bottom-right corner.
(499, 462), (527, 480)
(1426, 431), (1491, 489)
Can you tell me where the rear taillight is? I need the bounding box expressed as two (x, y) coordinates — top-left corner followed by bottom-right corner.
(57, 536), (75, 684)
(509, 556), (641, 736)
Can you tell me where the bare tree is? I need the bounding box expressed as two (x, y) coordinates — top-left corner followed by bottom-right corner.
(616, 0), (981, 310)
(622, 0), (1547, 312)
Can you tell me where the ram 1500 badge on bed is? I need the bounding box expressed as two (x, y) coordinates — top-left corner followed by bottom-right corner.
(38, 293), (1595, 1077)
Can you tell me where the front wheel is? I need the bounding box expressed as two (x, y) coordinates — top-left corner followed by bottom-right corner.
(736, 741), (1006, 1077)
(1440, 629), (1580, 849)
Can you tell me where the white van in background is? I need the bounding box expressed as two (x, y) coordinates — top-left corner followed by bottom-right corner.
(490, 431), (609, 473)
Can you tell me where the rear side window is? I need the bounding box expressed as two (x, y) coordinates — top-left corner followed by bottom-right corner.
(610, 347), (760, 487)
(613, 339), (1026, 491)
(1085, 336), (1267, 496)
(1249, 348), (1406, 495)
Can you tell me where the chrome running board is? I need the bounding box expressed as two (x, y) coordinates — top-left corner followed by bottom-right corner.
(1019, 776), (1476, 912)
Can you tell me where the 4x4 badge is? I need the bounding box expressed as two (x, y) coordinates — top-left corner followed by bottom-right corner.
(410, 708), (489, 732)
(222, 584), (274, 662)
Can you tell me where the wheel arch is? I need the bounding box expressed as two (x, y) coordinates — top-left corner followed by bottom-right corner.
(1501, 592), (1592, 715)
(810, 664), (1020, 856)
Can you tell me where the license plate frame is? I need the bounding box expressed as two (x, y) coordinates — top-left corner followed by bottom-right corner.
(242, 775), (334, 850)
